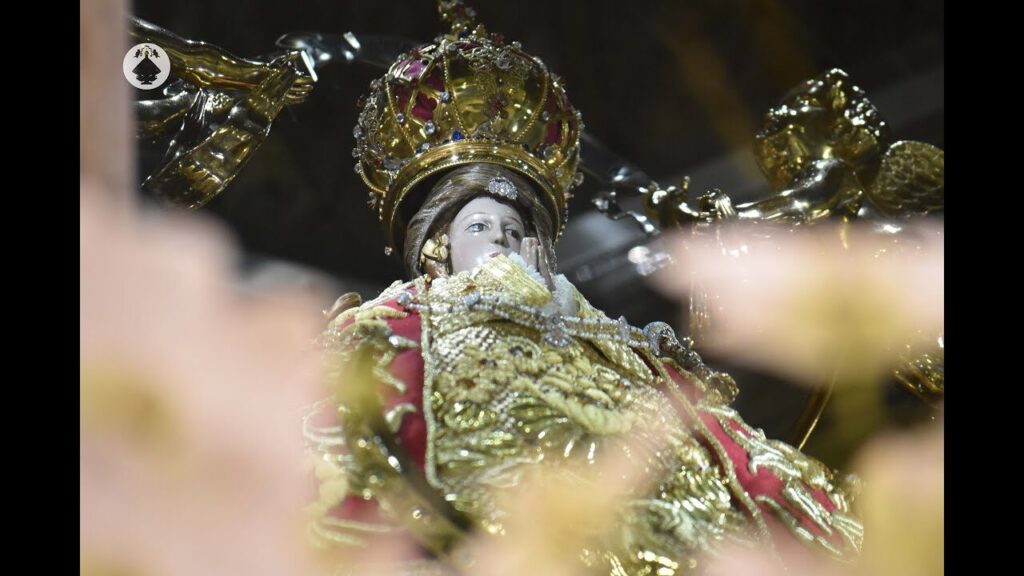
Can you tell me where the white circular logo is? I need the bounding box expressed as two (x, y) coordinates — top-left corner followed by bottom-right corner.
(123, 43), (170, 90)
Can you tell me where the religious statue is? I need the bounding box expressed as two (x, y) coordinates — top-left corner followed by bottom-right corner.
(302, 3), (866, 573)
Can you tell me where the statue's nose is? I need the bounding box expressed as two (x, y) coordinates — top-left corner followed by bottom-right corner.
(489, 226), (507, 246)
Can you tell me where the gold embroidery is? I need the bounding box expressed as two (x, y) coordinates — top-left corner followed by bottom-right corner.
(704, 404), (864, 558)
(415, 257), (753, 573)
(315, 257), (863, 572)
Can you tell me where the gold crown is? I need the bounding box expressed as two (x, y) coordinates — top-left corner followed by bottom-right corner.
(352, 1), (583, 251)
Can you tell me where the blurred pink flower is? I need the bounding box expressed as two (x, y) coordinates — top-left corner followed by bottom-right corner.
(81, 180), (327, 576)
(852, 416), (943, 576)
(652, 222), (943, 386)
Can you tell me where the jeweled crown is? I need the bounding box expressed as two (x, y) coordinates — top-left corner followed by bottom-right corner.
(352, 0), (583, 250)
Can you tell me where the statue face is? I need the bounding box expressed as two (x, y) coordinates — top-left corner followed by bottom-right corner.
(448, 196), (526, 274)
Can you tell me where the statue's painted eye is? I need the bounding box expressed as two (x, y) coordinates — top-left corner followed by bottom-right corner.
(466, 222), (488, 233)
(505, 227), (522, 240)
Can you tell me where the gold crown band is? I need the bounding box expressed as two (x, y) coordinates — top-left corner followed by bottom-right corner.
(352, 20), (583, 252)
(379, 140), (566, 250)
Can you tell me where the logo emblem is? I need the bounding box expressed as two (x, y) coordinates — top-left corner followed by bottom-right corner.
(123, 43), (170, 90)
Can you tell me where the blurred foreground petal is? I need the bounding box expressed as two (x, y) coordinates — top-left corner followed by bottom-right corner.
(652, 222), (943, 386)
(81, 181), (326, 576)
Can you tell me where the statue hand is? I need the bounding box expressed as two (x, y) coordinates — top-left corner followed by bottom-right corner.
(520, 237), (555, 290)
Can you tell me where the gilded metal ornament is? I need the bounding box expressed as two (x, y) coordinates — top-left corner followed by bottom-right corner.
(130, 16), (316, 207)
